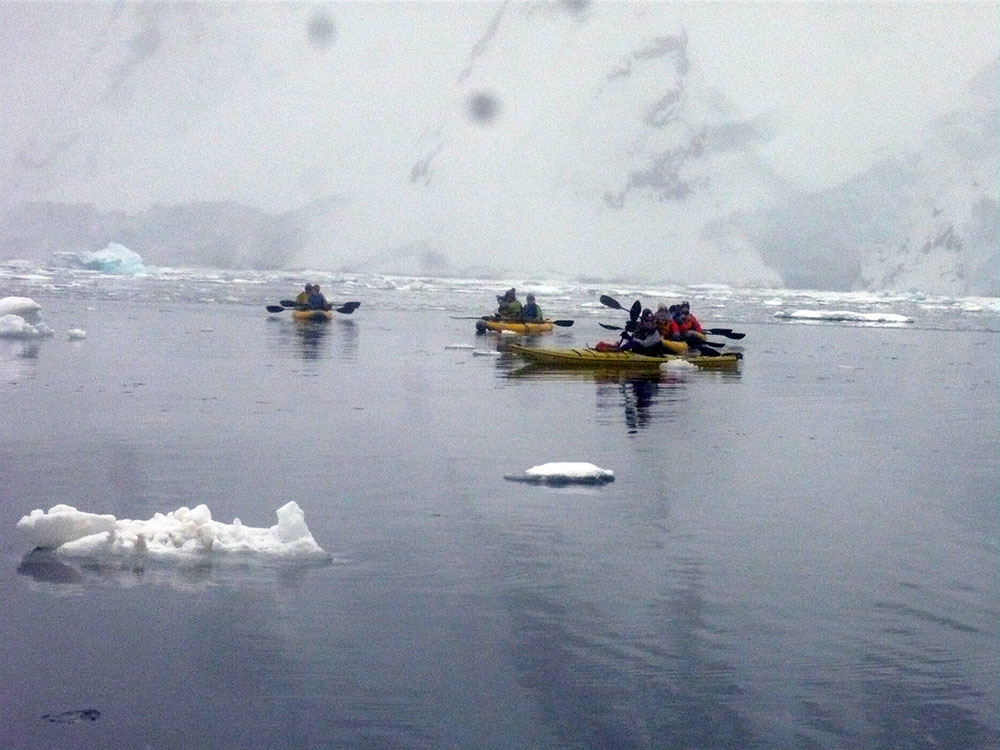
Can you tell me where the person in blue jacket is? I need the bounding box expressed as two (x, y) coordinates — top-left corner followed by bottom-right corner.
(306, 284), (328, 310)
(520, 294), (543, 322)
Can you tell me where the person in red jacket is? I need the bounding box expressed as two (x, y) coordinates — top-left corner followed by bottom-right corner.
(654, 303), (682, 340)
(674, 301), (703, 337)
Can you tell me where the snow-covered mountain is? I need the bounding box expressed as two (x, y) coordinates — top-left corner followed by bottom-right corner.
(0, 3), (995, 295)
(748, 58), (998, 296)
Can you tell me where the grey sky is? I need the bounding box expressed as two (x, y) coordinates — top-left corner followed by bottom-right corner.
(1, 2), (996, 279)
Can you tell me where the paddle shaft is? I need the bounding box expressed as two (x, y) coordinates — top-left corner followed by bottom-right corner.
(467, 316), (574, 327)
(276, 300), (361, 314)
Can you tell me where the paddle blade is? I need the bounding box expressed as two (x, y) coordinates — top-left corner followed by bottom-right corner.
(552, 319), (574, 327)
(266, 305), (285, 313)
(334, 301), (361, 314)
(598, 323), (623, 331)
(706, 328), (746, 339)
(685, 333), (724, 348)
(599, 295), (625, 311)
(629, 300), (641, 321)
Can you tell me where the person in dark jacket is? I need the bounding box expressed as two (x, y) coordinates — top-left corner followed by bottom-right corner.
(520, 294), (543, 322)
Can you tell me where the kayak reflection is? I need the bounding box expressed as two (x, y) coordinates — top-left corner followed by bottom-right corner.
(507, 364), (704, 433)
(294, 319), (329, 359)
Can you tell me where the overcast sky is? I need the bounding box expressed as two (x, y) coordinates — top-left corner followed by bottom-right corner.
(1, 1), (996, 277)
(3, 1), (996, 195)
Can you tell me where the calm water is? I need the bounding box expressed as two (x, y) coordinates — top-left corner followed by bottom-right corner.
(1, 278), (997, 749)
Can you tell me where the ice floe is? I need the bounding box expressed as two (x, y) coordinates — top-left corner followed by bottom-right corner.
(53, 242), (151, 275)
(504, 462), (615, 485)
(774, 309), (913, 324)
(17, 502), (329, 562)
(0, 296), (53, 338)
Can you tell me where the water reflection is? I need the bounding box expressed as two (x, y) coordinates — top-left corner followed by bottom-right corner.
(266, 318), (359, 361)
(16, 548), (330, 590)
(493, 514), (761, 747)
(17, 549), (84, 585)
(0, 341), (40, 383)
(508, 365), (698, 433)
(294, 320), (330, 359)
(334, 318), (359, 359)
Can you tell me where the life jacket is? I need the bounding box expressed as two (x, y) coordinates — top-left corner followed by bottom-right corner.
(658, 317), (682, 339)
(677, 313), (702, 334)
(520, 303), (542, 322)
(498, 299), (522, 320)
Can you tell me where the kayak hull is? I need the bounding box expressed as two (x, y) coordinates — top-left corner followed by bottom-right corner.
(476, 319), (554, 334)
(507, 344), (741, 370)
(291, 309), (333, 322)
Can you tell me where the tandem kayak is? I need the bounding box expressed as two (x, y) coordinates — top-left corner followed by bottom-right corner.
(291, 309), (333, 322)
(476, 319), (554, 334)
(507, 344), (742, 370)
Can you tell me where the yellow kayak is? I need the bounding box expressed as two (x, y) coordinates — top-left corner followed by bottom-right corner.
(476, 319), (554, 334)
(507, 344), (741, 370)
(291, 309), (333, 322)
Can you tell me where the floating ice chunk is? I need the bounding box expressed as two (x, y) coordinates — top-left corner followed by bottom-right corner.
(0, 314), (47, 338)
(81, 243), (149, 274)
(17, 505), (117, 549)
(472, 349), (501, 357)
(774, 309), (912, 324)
(0, 297), (53, 338)
(17, 502), (328, 561)
(444, 343), (475, 350)
(68, 328), (87, 339)
(661, 358), (697, 371)
(505, 461), (615, 485)
(0, 296), (42, 321)
(53, 243), (150, 275)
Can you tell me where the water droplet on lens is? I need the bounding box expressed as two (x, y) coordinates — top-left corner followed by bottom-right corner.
(307, 13), (336, 48)
(467, 92), (499, 124)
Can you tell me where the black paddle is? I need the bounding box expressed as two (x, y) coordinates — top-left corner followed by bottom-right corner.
(599, 294), (627, 311)
(597, 322), (725, 348)
(277, 300), (362, 314)
(600, 295), (745, 339)
(705, 328), (746, 339)
(457, 316), (574, 327)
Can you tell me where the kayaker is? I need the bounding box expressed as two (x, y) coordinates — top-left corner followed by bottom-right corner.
(653, 303), (677, 338)
(620, 309), (668, 355)
(676, 301), (703, 336)
(306, 284), (328, 310)
(496, 288), (522, 320)
(658, 304), (684, 341)
(520, 294), (543, 322)
(295, 283), (313, 306)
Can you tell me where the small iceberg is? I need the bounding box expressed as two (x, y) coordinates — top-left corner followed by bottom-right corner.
(17, 502), (329, 562)
(504, 461), (615, 485)
(53, 242), (150, 275)
(0, 296), (42, 320)
(0, 296), (53, 338)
